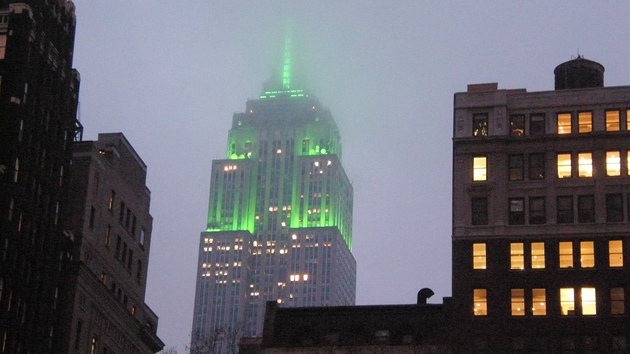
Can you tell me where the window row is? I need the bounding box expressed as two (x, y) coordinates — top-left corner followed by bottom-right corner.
(471, 194), (630, 226)
(472, 151), (630, 182)
(473, 286), (624, 317)
(473, 109), (630, 137)
(472, 240), (624, 270)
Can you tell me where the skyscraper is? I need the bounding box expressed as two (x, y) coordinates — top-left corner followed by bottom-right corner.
(60, 133), (163, 353)
(0, 1), (82, 352)
(191, 36), (355, 351)
(451, 57), (630, 352)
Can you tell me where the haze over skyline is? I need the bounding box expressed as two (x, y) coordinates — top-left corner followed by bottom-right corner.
(69, 1), (630, 350)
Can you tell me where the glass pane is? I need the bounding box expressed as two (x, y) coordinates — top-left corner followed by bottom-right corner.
(560, 288), (575, 315)
(606, 110), (620, 131)
(510, 243), (524, 270)
(530, 114), (545, 136)
(532, 288), (546, 316)
(511, 289), (525, 316)
(580, 241), (595, 268)
(578, 153), (592, 177)
(559, 242), (573, 268)
(531, 242), (545, 269)
(578, 112), (592, 133)
(473, 114), (488, 137)
(473, 157), (487, 181)
(557, 154), (572, 178)
(607, 151), (621, 176)
(510, 115), (525, 136)
(473, 243), (486, 270)
(611, 288), (625, 315)
(581, 288), (596, 315)
(473, 289), (487, 316)
(609, 240), (623, 267)
(558, 113), (571, 134)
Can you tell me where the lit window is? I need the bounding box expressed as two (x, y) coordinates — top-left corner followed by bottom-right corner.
(510, 243), (524, 270)
(557, 113), (572, 134)
(510, 115), (525, 136)
(0, 34), (5, 59)
(530, 114), (545, 136)
(557, 153), (572, 178)
(473, 289), (487, 316)
(611, 288), (625, 315)
(578, 195), (595, 223)
(559, 242), (573, 268)
(580, 241), (595, 268)
(13, 158), (19, 183)
(557, 196), (574, 224)
(471, 198), (488, 226)
(528, 153), (545, 180)
(578, 112), (592, 133)
(473, 243), (486, 269)
(529, 197), (546, 224)
(531, 242), (545, 269)
(578, 153), (592, 177)
(606, 110), (620, 131)
(473, 156), (487, 181)
(606, 151), (621, 176)
(560, 288), (575, 315)
(511, 289), (525, 316)
(508, 155), (523, 181)
(581, 288), (596, 315)
(532, 288), (546, 316)
(609, 240), (623, 267)
(473, 114), (488, 137)
(606, 194), (623, 222)
(508, 198), (524, 225)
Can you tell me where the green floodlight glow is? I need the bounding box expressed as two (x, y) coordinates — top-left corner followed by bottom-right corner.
(282, 28), (292, 90)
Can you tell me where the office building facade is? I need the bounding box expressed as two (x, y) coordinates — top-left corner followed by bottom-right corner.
(0, 1), (81, 352)
(191, 38), (355, 352)
(452, 57), (630, 352)
(60, 133), (163, 353)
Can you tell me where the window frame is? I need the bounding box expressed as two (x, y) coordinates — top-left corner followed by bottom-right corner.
(609, 240), (623, 268)
(531, 242), (545, 269)
(578, 195), (595, 223)
(529, 113), (545, 136)
(510, 243), (524, 270)
(509, 114), (525, 136)
(473, 156), (487, 181)
(560, 287), (575, 315)
(611, 287), (625, 315)
(528, 153), (545, 180)
(508, 198), (525, 225)
(580, 241), (595, 268)
(473, 243), (487, 270)
(577, 152), (593, 178)
(578, 111), (593, 133)
(559, 241), (574, 269)
(529, 197), (546, 224)
(606, 151), (621, 177)
(532, 288), (547, 316)
(557, 153), (572, 178)
(557, 196), (574, 224)
(473, 289), (487, 316)
(508, 154), (524, 181)
(606, 193), (623, 222)
(557, 112), (572, 135)
(606, 110), (621, 131)
(511, 289), (525, 316)
(472, 113), (488, 137)
(471, 197), (488, 226)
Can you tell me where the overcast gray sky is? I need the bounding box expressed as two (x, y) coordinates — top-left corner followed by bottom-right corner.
(70, 1), (630, 351)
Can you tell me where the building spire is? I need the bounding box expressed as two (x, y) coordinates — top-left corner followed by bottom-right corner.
(282, 24), (292, 90)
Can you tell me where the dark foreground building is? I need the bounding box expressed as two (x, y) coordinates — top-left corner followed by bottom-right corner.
(0, 1), (82, 352)
(60, 133), (163, 353)
(452, 56), (630, 352)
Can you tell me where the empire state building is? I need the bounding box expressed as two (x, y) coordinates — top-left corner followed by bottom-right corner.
(191, 35), (356, 350)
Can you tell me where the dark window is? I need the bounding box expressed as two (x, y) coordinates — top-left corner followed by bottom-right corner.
(122, 242), (128, 264)
(606, 194), (624, 222)
(530, 114), (545, 135)
(127, 250), (133, 270)
(529, 153), (545, 180)
(578, 195), (595, 223)
(137, 260), (143, 284)
(115, 236), (121, 259)
(89, 206), (95, 229)
(510, 115), (525, 136)
(131, 216), (137, 236)
(119, 201), (125, 223)
(509, 198), (525, 225)
(125, 208), (131, 228)
(557, 196), (574, 223)
(473, 114), (488, 137)
(508, 154), (524, 181)
(74, 320), (83, 350)
(471, 198), (488, 225)
(529, 197), (546, 224)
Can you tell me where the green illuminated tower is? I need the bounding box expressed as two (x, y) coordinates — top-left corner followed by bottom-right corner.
(191, 35), (356, 351)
